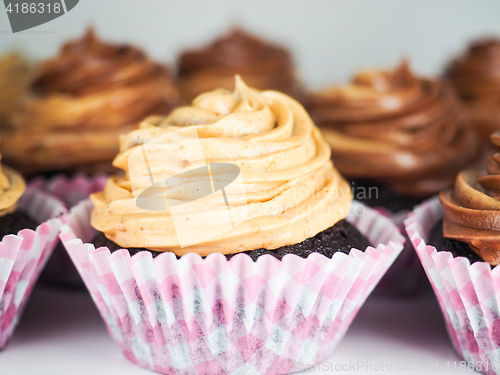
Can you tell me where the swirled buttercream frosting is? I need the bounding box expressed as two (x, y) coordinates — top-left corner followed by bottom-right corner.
(0, 144), (26, 217)
(91, 77), (351, 256)
(440, 131), (500, 266)
(1, 28), (178, 175)
(176, 29), (301, 103)
(445, 38), (500, 142)
(0, 53), (32, 128)
(308, 61), (479, 197)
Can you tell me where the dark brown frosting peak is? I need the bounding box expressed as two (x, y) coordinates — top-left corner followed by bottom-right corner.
(32, 28), (170, 97)
(446, 38), (500, 142)
(176, 29), (300, 102)
(309, 61), (480, 197)
(178, 29), (291, 74)
(2, 28), (178, 175)
(441, 132), (500, 265)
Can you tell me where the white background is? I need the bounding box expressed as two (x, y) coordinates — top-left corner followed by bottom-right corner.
(0, 0), (500, 88)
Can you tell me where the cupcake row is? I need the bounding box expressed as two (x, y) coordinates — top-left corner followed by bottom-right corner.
(0, 27), (498, 375)
(0, 76), (404, 373)
(0, 74), (497, 375)
(1, 28), (499, 180)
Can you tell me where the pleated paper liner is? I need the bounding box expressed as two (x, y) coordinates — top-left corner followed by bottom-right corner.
(30, 173), (107, 208)
(405, 196), (500, 375)
(60, 199), (403, 374)
(30, 174), (107, 287)
(0, 186), (66, 349)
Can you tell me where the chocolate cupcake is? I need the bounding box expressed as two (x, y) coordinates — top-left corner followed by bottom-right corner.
(308, 61), (481, 295)
(308, 61), (480, 212)
(445, 38), (500, 144)
(176, 28), (302, 103)
(0, 53), (32, 129)
(1, 28), (178, 176)
(434, 131), (500, 265)
(60, 77), (403, 374)
(405, 133), (500, 374)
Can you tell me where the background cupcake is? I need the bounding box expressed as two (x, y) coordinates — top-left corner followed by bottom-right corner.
(0, 53), (32, 129)
(406, 132), (500, 375)
(175, 28), (303, 103)
(308, 61), (480, 294)
(60, 77), (403, 374)
(0, 146), (66, 349)
(0, 28), (178, 176)
(445, 38), (500, 145)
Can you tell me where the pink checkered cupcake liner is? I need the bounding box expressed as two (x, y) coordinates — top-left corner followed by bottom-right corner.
(30, 174), (107, 287)
(0, 186), (66, 349)
(60, 199), (403, 374)
(405, 196), (500, 375)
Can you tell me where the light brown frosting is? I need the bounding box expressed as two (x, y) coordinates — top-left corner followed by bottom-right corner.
(308, 61), (480, 197)
(0, 53), (32, 128)
(441, 131), (500, 265)
(1, 28), (178, 175)
(0, 144), (26, 216)
(91, 77), (351, 256)
(176, 29), (301, 103)
(446, 38), (500, 143)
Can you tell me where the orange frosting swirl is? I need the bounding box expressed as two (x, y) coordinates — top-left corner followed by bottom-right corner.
(91, 77), (351, 256)
(1, 28), (178, 175)
(446, 38), (500, 142)
(0, 53), (32, 128)
(176, 29), (301, 103)
(308, 61), (480, 197)
(440, 131), (500, 266)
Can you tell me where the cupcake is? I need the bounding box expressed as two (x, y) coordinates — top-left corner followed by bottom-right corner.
(405, 132), (500, 375)
(309, 61), (480, 211)
(60, 77), (403, 374)
(0, 53), (32, 128)
(445, 38), (500, 144)
(176, 28), (302, 103)
(0, 145), (66, 349)
(0, 28), (178, 176)
(307, 61), (480, 294)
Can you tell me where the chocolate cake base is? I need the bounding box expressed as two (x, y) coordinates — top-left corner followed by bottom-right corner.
(92, 219), (372, 261)
(350, 179), (426, 213)
(429, 219), (485, 265)
(0, 210), (38, 238)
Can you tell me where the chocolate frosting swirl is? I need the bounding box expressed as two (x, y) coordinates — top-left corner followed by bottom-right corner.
(176, 29), (301, 102)
(441, 131), (500, 265)
(2, 28), (178, 175)
(445, 38), (500, 142)
(308, 61), (480, 197)
(0, 53), (32, 128)
(91, 77), (351, 256)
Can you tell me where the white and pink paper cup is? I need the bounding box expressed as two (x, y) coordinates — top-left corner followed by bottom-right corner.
(30, 173), (108, 209)
(405, 196), (500, 375)
(30, 174), (107, 287)
(60, 199), (403, 374)
(0, 186), (66, 349)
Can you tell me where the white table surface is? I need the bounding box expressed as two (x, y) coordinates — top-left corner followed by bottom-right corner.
(0, 284), (477, 375)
